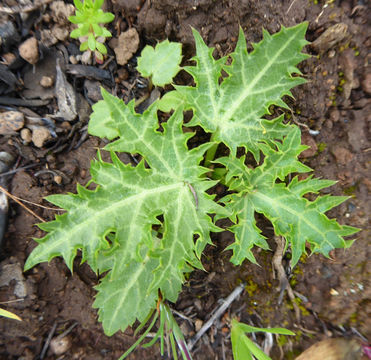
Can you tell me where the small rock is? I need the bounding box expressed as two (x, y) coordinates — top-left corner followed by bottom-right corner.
(40, 29), (58, 47)
(81, 50), (92, 65)
(40, 76), (54, 88)
(0, 261), (27, 298)
(80, 169), (87, 178)
(42, 13), (51, 23)
(296, 338), (362, 360)
(31, 127), (52, 148)
(111, 28), (140, 66)
(69, 55), (78, 64)
(0, 111), (24, 135)
(2, 52), (16, 65)
(51, 25), (69, 42)
(329, 108), (340, 122)
(60, 121), (72, 130)
(50, 336), (72, 355)
(20, 128), (32, 144)
(300, 132), (318, 158)
(195, 319), (203, 332)
(19, 37), (39, 65)
(50, 1), (75, 24)
(53, 175), (63, 185)
(361, 72), (371, 95)
(331, 146), (354, 165)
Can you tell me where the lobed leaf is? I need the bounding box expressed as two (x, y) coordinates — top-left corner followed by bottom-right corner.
(25, 89), (225, 335)
(218, 127), (359, 266)
(160, 23), (310, 160)
(137, 40), (182, 87)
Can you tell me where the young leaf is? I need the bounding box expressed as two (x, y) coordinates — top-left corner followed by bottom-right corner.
(73, 0), (84, 12)
(160, 23), (310, 159)
(25, 89), (225, 335)
(217, 127), (359, 266)
(80, 41), (89, 51)
(137, 40), (182, 87)
(93, 0), (104, 10)
(88, 33), (96, 51)
(231, 319), (294, 360)
(70, 27), (83, 39)
(95, 41), (107, 55)
(95, 11), (115, 24)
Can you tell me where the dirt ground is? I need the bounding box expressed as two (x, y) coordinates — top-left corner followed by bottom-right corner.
(0, 0), (370, 359)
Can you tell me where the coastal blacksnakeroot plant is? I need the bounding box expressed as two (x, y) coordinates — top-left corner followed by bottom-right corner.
(69, 0), (114, 63)
(25, 22), (358, 357)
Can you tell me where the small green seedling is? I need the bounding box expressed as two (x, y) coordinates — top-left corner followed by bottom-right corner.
(231, 319), (294, 360)
(137, 40), (182, 87)
(69, 0), (114, 63)
(25, 23), (359, 359)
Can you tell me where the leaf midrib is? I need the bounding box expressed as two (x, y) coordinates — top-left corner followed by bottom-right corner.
(220, 28), (300, 126)
(33, 182), (186, 262)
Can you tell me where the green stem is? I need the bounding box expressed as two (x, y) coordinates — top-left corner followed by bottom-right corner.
(118, 311), (159, 360)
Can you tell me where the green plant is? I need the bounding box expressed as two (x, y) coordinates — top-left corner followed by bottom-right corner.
(69, 0), (114, 63)
(24, 23), (358, 358)
(231, 319), (294, 360)
(137, 40), (182, 87)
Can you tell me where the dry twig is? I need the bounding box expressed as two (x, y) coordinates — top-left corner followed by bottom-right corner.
(272, 236), (301, 322)
(0, 184), (45, 222)
(188, 283), (245, 350)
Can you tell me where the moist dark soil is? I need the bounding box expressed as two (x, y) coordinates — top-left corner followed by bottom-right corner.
(0, 0), (370, 359)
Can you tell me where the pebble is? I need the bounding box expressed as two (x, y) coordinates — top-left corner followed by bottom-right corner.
(40, 76), (54, 88)
(80, 169), (87, 178)
(53, 175), (63, 185)
(51, 25), (69, 42)
(2, 52), (16, 65)
(60, 121), (72, 130)
(0, 111), (24, 135)
(31, 126), (52, 148)
(50, 336), (72, 355)
(50, 1), (75, 24)
(361, 72), (371, 95)
(296, 338), (362, 360)
(40, 29), (58, 47)
(20, 128), (32, 144)
(112, 28), (140, 66)
(19, 37), (39, 65)
(195, 319), (203, 332)
(329, 108), (340, 122)
(69, 55), (78, 64)
(81, 50), (92, 65)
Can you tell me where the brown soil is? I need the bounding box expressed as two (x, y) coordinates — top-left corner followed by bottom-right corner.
(0, 0), (370, 359)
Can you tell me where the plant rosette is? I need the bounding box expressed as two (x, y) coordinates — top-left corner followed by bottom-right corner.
(25, 23), (359, 359)
(69, 0), (114, 63)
